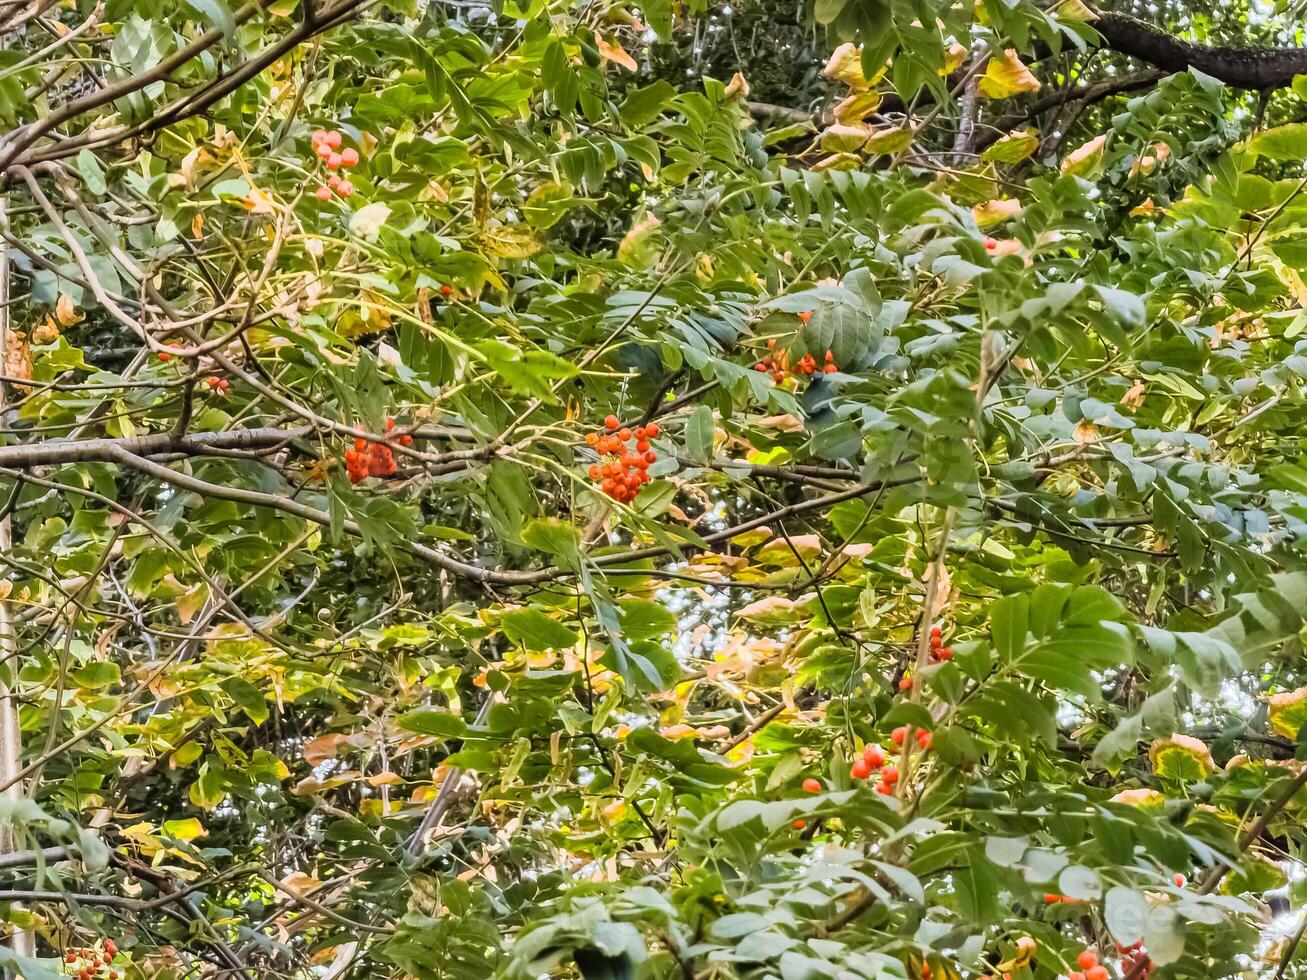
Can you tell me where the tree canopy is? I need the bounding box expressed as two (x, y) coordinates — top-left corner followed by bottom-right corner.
(2, 0), (1307, 977)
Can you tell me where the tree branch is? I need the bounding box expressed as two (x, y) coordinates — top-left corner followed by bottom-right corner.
(1093, 12), (1307, 90)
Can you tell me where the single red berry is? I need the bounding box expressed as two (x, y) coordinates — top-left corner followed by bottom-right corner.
(315, 185), (332, 201)
(891, 725), (908, 746)
(898, 677), (913, 691)
(315, 142), (333, 160)
(337, 180), (354, 197)
(645, 451), (657, 464)
(850, 759), (871, 780)
(588, 465), (602, 480)
(604, 415), (619, 430)
(792, 819), (806, 830)
(158, 351), (171, 361)
(1174, 873), (1185, 887)
(880, 764), (898, 785)
(930, 626), (941, 639)
(1078, 951), (1098, 971)
(802, 777), (821, 793)
(645, 422), (660, 437)
(324, 130), (342, 149)
(585, 432), (599, 446)
(863, 744), (885, 768)
(340, 147), (360, 167)
(916, 731), (932, 750)
(876, 782), (892, 794)
(1043, 893), (1061, 903)
(1068, 973), (1085, 980)
(66, 953), (77, 963)
(618, 427), (632, 441)
(327, 152), (343, 168)
(939, 647), (954, 661)
(440, 284), (453, 296)
(1086, 967), (1109, 980)
(311, 129), (327, 144)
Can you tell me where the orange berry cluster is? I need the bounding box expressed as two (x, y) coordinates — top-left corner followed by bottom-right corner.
(849, 743), (898, 794)
(343, 417), (411, 484)
(1066, 949), (1111, 980)
(891, 724), (933, 752)
(310, 129), (361, 200)
(753, 338), (837, 381)
(64, 939), (118, 979)
(205, 375), (230, 396)
(928, 625), (954, 662)
(584, 416), (660, 503)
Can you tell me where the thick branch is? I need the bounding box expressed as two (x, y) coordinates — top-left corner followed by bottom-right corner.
(1093, 12), (1307, 90)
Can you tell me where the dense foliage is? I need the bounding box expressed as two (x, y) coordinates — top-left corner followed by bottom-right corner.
(4, 0), (1307, 977)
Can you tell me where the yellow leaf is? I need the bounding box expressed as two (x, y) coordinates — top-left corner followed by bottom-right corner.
(1052, 0), (1098, 21)
(978, 49), (1041, 99)
(822, 43), (868, 90)
(941, 41), (968, 75)
(833, 90), (882, 124)
(998, 937), (1038, 973)
(481, 226), (544, 260)
(31, 316), (58, 346)
(864, 125), (914, 156)
(723, 71), (750, 102)
(820, 123), (871, 153)
(618, 212), (662, 268)
(972, 198), (1022, 228)
(594, 32), (638, 72)
(1061, 134), (1108, 177)
(812, 152), (862, 171)
(55, 293), (82, 327)
(1109, 787), (1166, 808)
(1129, 197), (1160, 217)
(1268, 686), (1307, 738)
(981, 129), (1039, 164)
(192, 212), (205, 239)
(162, 818), (206, 841)
(239, 186), (276, 215)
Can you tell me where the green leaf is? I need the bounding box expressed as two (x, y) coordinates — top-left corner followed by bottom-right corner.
(1251, 123), (1307, 161)
(501, 608), (578, 651)
(989, 593), (1028, 659)
(221, 676), (269, 724)
(72, 662), (120, 689)
(813, 0), (848, 25)
(684, 405), (714, 463)
(396, 708), (467, 739)
(185, 0), (235, 36)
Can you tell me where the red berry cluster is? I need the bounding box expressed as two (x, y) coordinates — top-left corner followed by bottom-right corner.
(64, 939), (118, 979)
(584, 416), (660, 503)
(1066, 949), (1111, 980)
(753, 338), (837, 381)
(848, 743), (898, 794)
(310, 129), (362, 200)
(343, 417), (411, 484)
(928, 625), (954, 662)
(892, 724), (933, 752)
(205, 375), (230, 396)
